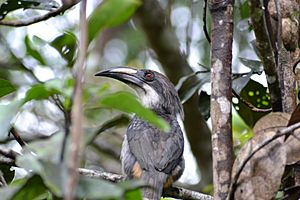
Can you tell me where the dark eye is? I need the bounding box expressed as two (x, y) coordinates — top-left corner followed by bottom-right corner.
(144, 71), (154, 81)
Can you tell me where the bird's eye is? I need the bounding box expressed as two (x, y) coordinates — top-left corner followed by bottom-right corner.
(144, 71), (154, 81)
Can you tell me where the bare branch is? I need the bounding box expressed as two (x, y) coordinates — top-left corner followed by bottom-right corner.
(0, 148), (17, 160)
(9, 127), (26, 147)
(65, 0), (87, 200)
(227, 121), (300, 200)
(248, 0), (282, 111)
(232, 89), (272, 113)
(0, 1), (80, 27)
(203, 0), (211, 43)
(78, 168), (214, 200)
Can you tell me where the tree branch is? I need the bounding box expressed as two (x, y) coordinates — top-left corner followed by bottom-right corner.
(248, 0), (282, 111)
(65, 0), (87, 200)
(0, 0), (80, 27)
(232, 89), (272, 113)
(203, 0), (211, 43)
(9, 127), (26, 147)
(78, 168), (214, 200)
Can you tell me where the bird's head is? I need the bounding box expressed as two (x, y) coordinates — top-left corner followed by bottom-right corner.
(95, 67), (183, 119)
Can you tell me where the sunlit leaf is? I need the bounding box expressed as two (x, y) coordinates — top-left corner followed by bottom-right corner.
(0, 100), (22, 140)
(100, 92), (170, 132)
(124, 189), (143, 200)
(0, 79), (16, 98)
(232, 109), (254, 148)
(88, 0), (141, 42)
(24, 83), (61, 103)
(24, 36), (46, 66)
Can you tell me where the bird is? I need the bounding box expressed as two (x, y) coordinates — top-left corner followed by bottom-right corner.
(95, 66), (184, 200)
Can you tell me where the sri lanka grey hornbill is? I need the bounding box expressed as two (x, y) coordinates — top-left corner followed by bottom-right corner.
(95, 67), (184, 200)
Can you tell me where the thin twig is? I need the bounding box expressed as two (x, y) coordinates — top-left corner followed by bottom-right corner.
(0, 1), (80, 27)
(0, 148), (17, 160)
(263, 0), (277, 63)
(275, 0), (282, 58)
(202, 0), (211, 43)
(227, 121), (300, 200)
(232, 89), (272, 113)
(0, 171), (7, 187)
(78, 168), (214, 200)
(9, 127), (26, 147)
(65, 0), (87, 199)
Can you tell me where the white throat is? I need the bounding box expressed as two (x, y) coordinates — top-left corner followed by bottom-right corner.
(138, 84), (160, 108)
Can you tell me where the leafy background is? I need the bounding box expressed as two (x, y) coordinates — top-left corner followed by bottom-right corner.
(0, 0), (271, 199)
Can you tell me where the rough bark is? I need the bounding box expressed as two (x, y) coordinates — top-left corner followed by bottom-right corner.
(267, 0), (298, 113)
(278, 48), (297, 113)
(209, 1), (234, 199)
(136, 0), (213, 186)
(248, 0), (283, 111)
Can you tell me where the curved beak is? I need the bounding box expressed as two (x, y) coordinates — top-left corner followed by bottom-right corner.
(95, 67), (144, 89)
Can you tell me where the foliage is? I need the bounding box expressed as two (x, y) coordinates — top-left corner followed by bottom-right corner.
(0, 0), (299, 199)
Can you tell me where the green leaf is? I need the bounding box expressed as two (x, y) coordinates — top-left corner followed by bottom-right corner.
(88, 0), (141, 42)
(0, 175), (47, 200)
(50, 32), (77, 67)
(176, 72), (210, 104)
(17, 153), (135, 199)
(24, 36), (46, 66)
(0, 79), (16, 98)
(76, 176), (123, 199)
(0, 165), (15, 184)
(100, 92), (170, 132)
(124, 189), (142, 200)
(17, 156), (65, 196)
(86, 114), (130, 145)
(198, 91), (210, 121)
(21, 132), (64, 163)
(0, 100), (22, 140)
(24, 83), (60, 103)
(11, 175), (48, 200)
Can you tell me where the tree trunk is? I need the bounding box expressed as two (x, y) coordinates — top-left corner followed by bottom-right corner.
(209, 1), (234, 199)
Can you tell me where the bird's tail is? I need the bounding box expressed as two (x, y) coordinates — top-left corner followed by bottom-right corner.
(141, 171), (168, 200)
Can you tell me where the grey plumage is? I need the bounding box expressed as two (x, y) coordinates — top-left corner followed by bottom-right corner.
(95, 67), (184, 200)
